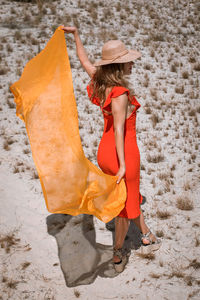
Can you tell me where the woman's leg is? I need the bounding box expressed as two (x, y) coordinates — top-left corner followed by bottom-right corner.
(132, 208), (157, 244)
(113, 216), (130, 263)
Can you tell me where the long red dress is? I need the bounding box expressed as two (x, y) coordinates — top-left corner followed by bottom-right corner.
(87, 85), (143, 219)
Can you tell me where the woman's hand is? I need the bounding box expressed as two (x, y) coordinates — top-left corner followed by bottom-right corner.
(61, 26), (78, 35)
(116, 165), (126, 184)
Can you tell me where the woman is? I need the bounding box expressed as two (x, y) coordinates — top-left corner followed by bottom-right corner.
(62, 26), (161, 273)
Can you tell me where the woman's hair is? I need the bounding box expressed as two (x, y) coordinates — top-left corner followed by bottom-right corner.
(88, 63), (136, 107)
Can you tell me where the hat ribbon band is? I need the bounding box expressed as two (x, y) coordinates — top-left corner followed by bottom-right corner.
(102, 49), (129, 62)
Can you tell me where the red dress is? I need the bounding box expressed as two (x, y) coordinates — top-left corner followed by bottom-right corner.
(87, 85), (143, 219)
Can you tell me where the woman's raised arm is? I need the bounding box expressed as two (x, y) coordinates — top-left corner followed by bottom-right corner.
(61, 26), (96, 78)
(111, 93), (128, 184)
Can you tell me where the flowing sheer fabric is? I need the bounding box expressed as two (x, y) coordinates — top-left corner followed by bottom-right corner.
(10, 26), (126, 223)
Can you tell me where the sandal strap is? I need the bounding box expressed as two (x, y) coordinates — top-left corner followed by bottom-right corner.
(113, 248), (123, 260)
(141, 230), (154, 244)
(141, 230), (152, 239)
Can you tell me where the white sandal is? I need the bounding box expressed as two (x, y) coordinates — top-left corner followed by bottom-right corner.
(140, 230), (161, 254)
(113, 248), (128, 273)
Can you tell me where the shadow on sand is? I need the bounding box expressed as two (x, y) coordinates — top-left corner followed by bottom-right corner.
(46, 196), (146, 287)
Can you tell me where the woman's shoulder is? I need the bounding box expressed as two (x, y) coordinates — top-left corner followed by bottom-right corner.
(110, 86), (130, 98)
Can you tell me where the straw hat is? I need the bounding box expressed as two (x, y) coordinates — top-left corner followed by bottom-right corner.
(94, 40), (141, 67)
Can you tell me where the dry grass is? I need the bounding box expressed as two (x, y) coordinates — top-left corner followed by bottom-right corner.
(13, 166), (20, 173)
(176, 196), (194, 211)
(189, 259), (200, 270)
(23, 148), (30, 154)
(143, 78), (149, 88)
(3, 140), (11, 151)
(193, 63), (200, 71)
(156, 210), (171, 219)
(6, 279), (20, 289)
(192, 222), (200, 228)
(182, 71), (189, 79)
(150, 113), (160, 128)
(0, 230), (20, 253)
(158, 172), (168, 180)
(150, 88), (157, 100)
(183, 181), (191, 191)
(188, 109), (196, 117)
(144, 106), (151, 114)
(175, 85), (184, 94)
(7, 98), (15, 109)
(144, 64), (152, 71)
(151, 177), (156, 187)
(167, 269), (185, 279)
(195, 233), (200, 247)
(184, 275), (194, 286)
(21, 262), (31, 270)
(93, 140), (98, 147)
(149, 272), (161, 278)
(146, 153), (164, 163)
(189, 56), (196, 63)
(0, 67), (9, 75)
(188, 289), (200, 299)
(136, 252), (155, 260)
(170, 64), (177, 72)
(159, 260), (164, 267)
(6, 44), (13, 53)
(74, 289), (81, 298)
(156, 230), (164, 237)
(32, 171), (39, 179)
(73, 240), (79, 245)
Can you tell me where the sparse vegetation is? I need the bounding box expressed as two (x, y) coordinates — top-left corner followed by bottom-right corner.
(176, 196), (194, 211)
(136, 252), (155, 260)
(193, 63), (200, 71)
(156, 210), (171, 219)
(175, 85), (184, 94)
(3, 140), (11, 151)
(150, 272), (161, 278)
(146, 153), (164, 163)
(23, 148), (30, 154)
(189, 259), (200, 270)
(6, 279), (20, 289)
(156, 230), (164, 237)
(167, 269), (185, 279)
(182, 71), (189, 79)
(150, 113), (160, 128)
(0, 1), (199, 298)
(0, 230), (20, 253)
(74, 289), (81, 298)
(21, 262), (31, 270)
(32, 170), (39, 179)
(195, 233), (200, 247)
(7, 98), (15, 108)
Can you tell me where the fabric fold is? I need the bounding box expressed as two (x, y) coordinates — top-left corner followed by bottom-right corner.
(10, 26), (126, 223)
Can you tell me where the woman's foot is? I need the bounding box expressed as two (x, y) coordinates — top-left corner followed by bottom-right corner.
(113, 247), (128, 273)
(140, 230), (161, 254)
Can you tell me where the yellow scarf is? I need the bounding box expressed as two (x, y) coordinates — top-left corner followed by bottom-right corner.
(10, 26), (126, 223)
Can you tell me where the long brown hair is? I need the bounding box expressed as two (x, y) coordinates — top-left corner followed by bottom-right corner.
(88, 63), (136, 107)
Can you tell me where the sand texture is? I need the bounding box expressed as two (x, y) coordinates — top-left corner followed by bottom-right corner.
(0, 0), (200, 299)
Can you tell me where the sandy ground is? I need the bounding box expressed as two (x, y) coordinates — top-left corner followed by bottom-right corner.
(0, 0), (200, 299)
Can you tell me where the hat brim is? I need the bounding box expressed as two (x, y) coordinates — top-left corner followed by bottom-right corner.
(93, 50), (142, 67)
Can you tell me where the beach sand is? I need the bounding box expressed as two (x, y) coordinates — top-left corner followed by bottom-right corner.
(0, 0), (199, 299)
